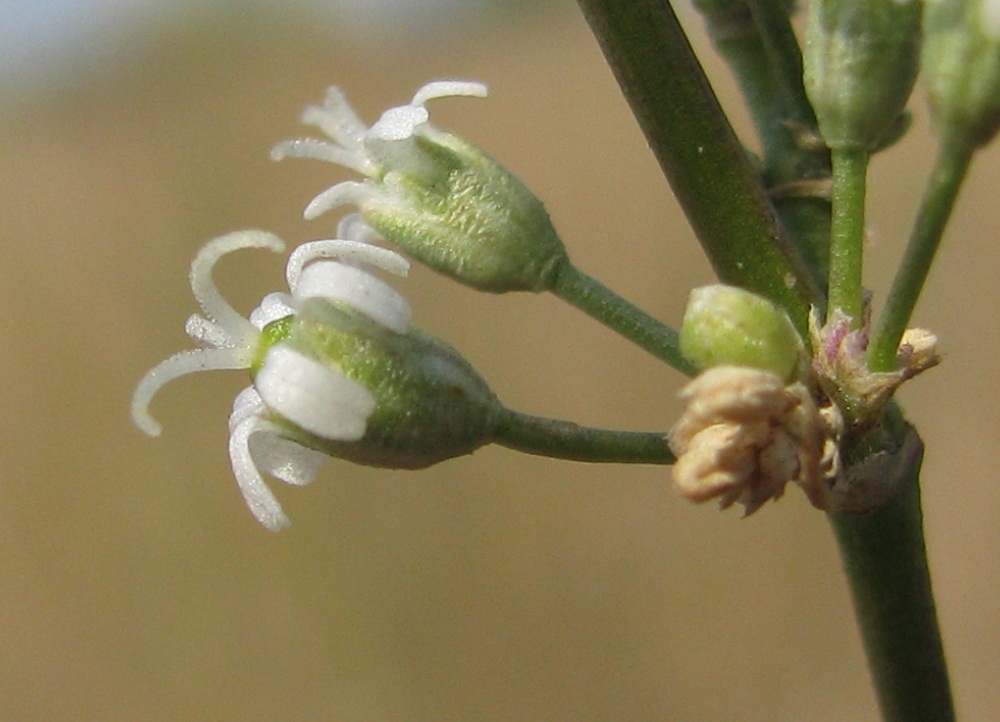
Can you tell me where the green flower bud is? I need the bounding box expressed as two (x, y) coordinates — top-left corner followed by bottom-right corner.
(923, 0), (1000, 147)
(273, 81), (570, 293)
(273, 296), (500, 470)
(804, 0), (921, 150)
(679, 285), (805, 381)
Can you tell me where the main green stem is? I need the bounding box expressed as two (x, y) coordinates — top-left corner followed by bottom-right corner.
(828, 146), (869, 324)
(828, 421), (953, 721)
(492, 408), (674, 464)
(868, 141), (973, 371)
(553, 263), (696, 376)
(576, 0), (822, 333)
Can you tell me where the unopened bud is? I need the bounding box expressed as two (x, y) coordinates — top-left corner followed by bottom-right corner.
(804, 0), (921, 150)
(679, 285), (805, 381)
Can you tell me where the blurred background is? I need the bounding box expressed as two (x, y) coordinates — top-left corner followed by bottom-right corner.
(1, 1), (998, 719)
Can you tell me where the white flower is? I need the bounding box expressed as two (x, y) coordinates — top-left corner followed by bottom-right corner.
(271, 81), (569, 293)
(271, 80), (488, 222)
(131, 218), (411, 530)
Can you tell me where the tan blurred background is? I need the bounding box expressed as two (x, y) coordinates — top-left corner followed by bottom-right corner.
(1, 1), (998, 720)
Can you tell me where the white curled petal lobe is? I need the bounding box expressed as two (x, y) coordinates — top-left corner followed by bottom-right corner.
(188, 230), (284, 347)
(294, 261), (411, 333)
(131, 347), (258, 437)
(370, 105), (429, 142)
(250, 422), (328, 486)
(249, 292), (295, 330)
(287, 239), (409, 290)
(411, 81), (488, 106)
(229, 408), (291, 531)
(256, 344), (375, 441)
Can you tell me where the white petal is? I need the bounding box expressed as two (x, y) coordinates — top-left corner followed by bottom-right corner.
(270, 138), (376, 177)
(369, 104), (429, 142)
(295, 261), (412, 333)
(251, 421), (328, 486)
(132, 347), (257, 437)
(249, 292), (295, 330)
(255, 344), (375, 441)
(336, 213), (384, 245)
(189, 230), (285, 347)
(411, 80), (488, 106)
(303, 181), (372, 220)
(231, 388), (329, 487)
(307, 86), (369, 150)
(184, 314), (231, 348)
(229, 408), (291, 531)
(286, 239), (409, 290)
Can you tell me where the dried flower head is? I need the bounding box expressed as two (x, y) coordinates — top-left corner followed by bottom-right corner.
(668, 366), (841, 515)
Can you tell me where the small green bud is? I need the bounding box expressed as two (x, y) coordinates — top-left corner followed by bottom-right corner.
(804, 0), (921, 150)
(273, 81), (570, 293)
(923, 0), (1000, 148)
(680, 285), (805, 381)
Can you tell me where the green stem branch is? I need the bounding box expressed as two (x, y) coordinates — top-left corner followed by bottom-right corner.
(868, 141), (973, 371)
(552, 263), (695, 375)
(492, 408), (674, 464)
(828, 147), (869, 323)
(576, 0), (822, 332)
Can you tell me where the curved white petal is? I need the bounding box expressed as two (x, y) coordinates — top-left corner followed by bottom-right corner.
(132, 347), (257, 436)
(295, 261), (412, 333)
(336, 213), (384, 245)
(286, 239), (409, 290)
(306, 86), (369, 151)
(255, 344), (375, 441)
(303, 181), (372, 220)
(231, 388), (328, 487)
(189, 231), (285, 347)
(229, 409), (291, 531)
(370, 104), (429, 142)
(411, 80), (488, 106)
(184, 314), (231, 348)
(249, 292), (295, 330)
(251, 420), (328, 486)
(270, 138), (376, 176)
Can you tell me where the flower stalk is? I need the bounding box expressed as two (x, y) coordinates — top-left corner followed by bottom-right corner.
(551, 263), (695, 375)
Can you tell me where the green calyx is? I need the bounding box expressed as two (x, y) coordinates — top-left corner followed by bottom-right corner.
(923, 0), (1000, 148)
(274, 298), (501, 469)
(680, 284), (805, 381)
(804, 0), (921, 151)
(363, 129), (569, 293)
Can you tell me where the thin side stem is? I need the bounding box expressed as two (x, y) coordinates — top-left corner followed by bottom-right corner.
(695, 0), (832, 291)
(868, 141), (973, 371)
(829, 419), (954, 721)
(576, 0), (822, 333)
(827, 146), (869, 323)
(492, 408), (674, 464)
(552, 263), (696, 376)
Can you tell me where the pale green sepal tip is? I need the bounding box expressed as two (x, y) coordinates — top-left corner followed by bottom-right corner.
(680, 285), (804, 381)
